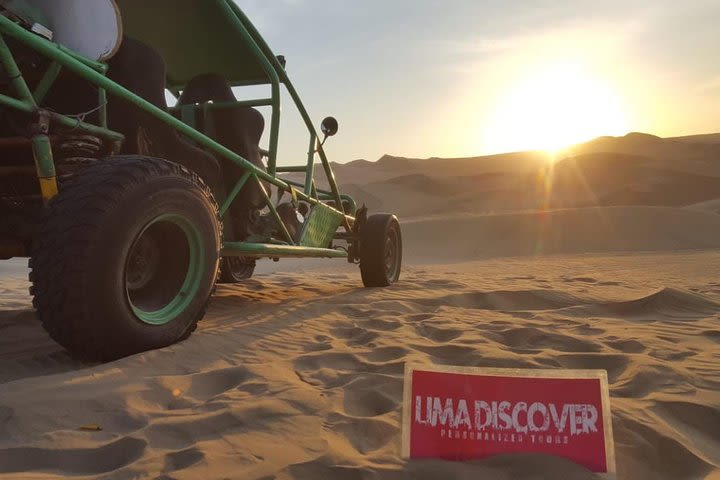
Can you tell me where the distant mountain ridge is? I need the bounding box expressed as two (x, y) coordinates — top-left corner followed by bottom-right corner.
(336, 131), (720, 166)
(316, 132), (720, 218)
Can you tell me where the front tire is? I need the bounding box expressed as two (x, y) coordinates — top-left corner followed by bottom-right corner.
(30, 156), (221, 361)
(360, 214), (402, 287)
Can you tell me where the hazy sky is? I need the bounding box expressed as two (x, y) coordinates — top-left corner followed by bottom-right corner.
(234, 0), (720, 164)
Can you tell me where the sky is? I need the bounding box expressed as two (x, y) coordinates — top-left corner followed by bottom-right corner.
(233, 0), (720, 164)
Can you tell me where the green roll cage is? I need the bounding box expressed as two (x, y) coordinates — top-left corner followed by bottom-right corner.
(0, 0), (358, 260)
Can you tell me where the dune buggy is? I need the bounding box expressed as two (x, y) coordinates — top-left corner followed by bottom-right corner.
(0, 0), (402, 360)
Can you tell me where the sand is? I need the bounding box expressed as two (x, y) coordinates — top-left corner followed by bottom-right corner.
(1, 132), (719, 479)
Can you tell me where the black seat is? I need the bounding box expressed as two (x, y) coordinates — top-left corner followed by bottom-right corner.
(105, 37), (222, 192)
(178, 73), (270, 238)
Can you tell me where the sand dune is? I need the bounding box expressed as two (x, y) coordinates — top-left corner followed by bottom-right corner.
(1, 132), (720, 478)
(402, 206), (720, 262)
(1, 252), (719, 478)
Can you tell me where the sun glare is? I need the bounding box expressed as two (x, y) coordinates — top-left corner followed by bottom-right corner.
(481, 60), (631, 155)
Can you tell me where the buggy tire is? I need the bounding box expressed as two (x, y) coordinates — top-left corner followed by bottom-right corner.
(218, 257), (256, 283)
(29, 156), (221, 361)
(359, 214), (402, 287)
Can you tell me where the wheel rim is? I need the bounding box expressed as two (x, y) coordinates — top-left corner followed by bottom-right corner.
(227, 256), (255, 280)
(126, 235), (160, 290)
(384, 226), (401, 281)
(125, 214), (205, 326)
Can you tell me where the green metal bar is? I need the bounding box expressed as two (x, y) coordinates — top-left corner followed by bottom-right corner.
(46, 109), (122, 141)
(56, 44), (107, 73)
(0, 6), (355, 230)
(0, 33), (35, 105)
(280, 177), (356, 218)
(32, 61), (61, 104)
(267, 97), (280, 176)
(322, 194), (357, 216)
(0, 16), (279, 187)
(219, 171), (251, 217)
(284, 178), (332, 197)
(0, 92), (124, 142)
(314, 144), (345, 220)
(275, 165), (308, 173)
(222, 242), (347, 259)
(305, 134), (316, 196)
(280, 178), (355, 215)
(0, 92), (35, 113)
(227, 2), (347, 225)
(282, 178), (313, 193)
(98, 88), (107, 128)
(31, 134), (57, 202)
(255, 174), (295, 245)
(217, 0), (280, 176)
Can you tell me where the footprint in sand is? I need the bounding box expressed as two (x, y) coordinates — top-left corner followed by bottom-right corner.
(649, 349), (697, 361)
(418, 278), (466, 289)
(612, 364), (691, 398)
(163, 447), (205, 473)
(133, 366), (252, 413)
(330, 324), (380, 346)
(145, 411), (247, 450)
(342, 375), (402, 417)
(413, 322), (462, 342)
(562, 276), (598, 284)
(413, 344), (480, 364)
(361, 318), (402, 331)
(701, 329), (720, 342)
(651, 401), (720, 463)
(184, 366), (251, 401)
(304, 334), (334, 352)
(363, 346), (408, 363)
(556, 353), (630, 383)
(294, 351), (405, 389)
(614, 415), (714, 479)
(606, 338), (647, 353)
(340, 306), (374, 319)
(326, 412), (398, 454)
(0, 437), (147, 476)
(488, 326), (602, 353)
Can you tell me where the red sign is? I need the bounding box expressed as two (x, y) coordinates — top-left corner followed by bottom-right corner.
(402, 365), (615, 474)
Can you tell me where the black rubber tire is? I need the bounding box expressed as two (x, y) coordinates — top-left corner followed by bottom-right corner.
(29, 156), (221, 361)
(218, 257), (256, 283)
(359, 214), (402, 287)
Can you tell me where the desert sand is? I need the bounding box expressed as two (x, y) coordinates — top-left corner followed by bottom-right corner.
(1, 133), (719, 479)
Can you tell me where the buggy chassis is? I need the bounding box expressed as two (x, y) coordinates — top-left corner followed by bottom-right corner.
(0, 0), (402, 360)
(0, 1), (353, 257)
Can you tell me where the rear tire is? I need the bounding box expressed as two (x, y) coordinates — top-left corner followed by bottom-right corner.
(218, 256), (256, 283)
(360, 214), (402, 287)
(30, 156), (221, 361)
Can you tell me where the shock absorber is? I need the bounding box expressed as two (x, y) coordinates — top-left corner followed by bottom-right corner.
(55, 133), (104, 167)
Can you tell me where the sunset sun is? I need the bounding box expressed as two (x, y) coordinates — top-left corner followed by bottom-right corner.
(482, 60), (631, 155)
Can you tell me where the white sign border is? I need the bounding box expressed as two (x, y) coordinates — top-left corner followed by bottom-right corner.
(401, 364), (616, 475)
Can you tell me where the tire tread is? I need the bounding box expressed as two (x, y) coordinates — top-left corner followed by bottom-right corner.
(30, 156), (221, 361)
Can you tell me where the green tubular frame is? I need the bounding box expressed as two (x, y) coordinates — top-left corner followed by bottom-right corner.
(222, 242), (347, 259)
(32, 61), (61, 104)
(0, 0), (353, 259)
